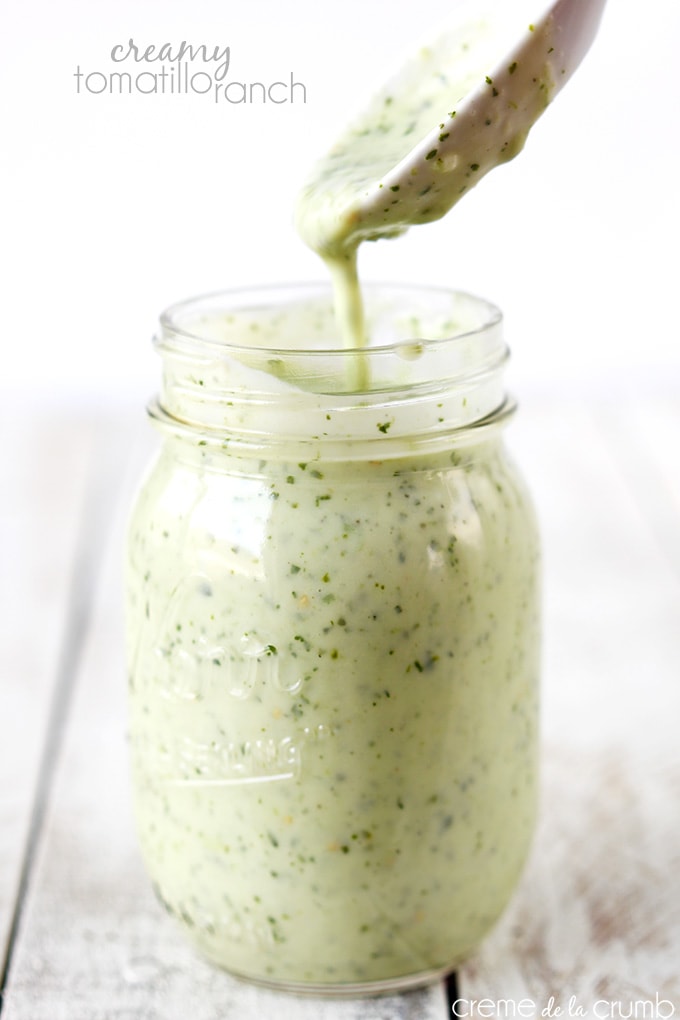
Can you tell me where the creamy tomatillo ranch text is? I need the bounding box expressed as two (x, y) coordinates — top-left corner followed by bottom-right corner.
(74, 39), (307, 103)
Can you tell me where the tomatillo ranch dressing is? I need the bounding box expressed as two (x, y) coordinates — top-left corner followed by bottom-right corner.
(295, 16), (548, 357)
(295, 0), (606, 355)
(126, 0), (605, 996)
(126, 285), (540, 993)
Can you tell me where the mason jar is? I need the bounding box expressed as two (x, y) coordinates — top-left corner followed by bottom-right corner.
(125, 282), (541, 996)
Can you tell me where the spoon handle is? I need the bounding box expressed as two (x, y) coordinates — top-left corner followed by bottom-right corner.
(547, 0), (608, 95)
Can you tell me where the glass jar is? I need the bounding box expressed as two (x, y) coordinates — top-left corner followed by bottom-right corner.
(125, 283), (541, 996)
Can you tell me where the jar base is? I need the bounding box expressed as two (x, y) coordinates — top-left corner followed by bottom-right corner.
(203, 955), (459, 999)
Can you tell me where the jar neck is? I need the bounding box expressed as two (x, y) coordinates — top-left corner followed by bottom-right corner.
(152, 283), (513, 460)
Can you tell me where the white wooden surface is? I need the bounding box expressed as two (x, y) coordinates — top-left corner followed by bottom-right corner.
(0, 410), (100, 966)
(1, 390), (678, 1019)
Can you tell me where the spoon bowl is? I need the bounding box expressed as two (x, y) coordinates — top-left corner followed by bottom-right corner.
(296, 0), (607, 258)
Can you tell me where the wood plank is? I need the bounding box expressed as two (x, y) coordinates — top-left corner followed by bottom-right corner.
(1, 408), (449, 1020)
(598, 391), (680, 582)
(0, 405), (101, 975)
(457, 392), (680, 1009)
(521, 394), (680, 756)
(458, 747), (680, 1012)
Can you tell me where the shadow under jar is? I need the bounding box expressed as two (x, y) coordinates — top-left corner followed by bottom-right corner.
(125, 283), (541, 996)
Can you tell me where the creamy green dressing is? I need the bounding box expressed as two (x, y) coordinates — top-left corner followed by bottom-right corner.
(127, 411), (540, 988)
(127, 286), (541, 989)
(296, 8), (559, 352)
(125, 3), (558, 991)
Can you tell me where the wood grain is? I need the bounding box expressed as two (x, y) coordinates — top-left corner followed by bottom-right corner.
(0, 407), (100, 968)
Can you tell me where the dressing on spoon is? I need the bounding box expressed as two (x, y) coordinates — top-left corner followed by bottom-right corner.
(296, 0), (607, 365)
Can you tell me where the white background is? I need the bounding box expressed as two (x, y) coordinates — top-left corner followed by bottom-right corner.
(1, 0), (678, 406)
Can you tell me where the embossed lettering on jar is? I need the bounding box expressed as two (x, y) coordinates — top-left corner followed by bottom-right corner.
(125, 284), (541, 996)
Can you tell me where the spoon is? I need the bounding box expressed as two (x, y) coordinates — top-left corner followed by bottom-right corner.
(296, 0), (608, 259)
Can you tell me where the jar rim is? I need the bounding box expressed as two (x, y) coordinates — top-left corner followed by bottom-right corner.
(157, 281), (503, 361)
(152, 282), (511, 457)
